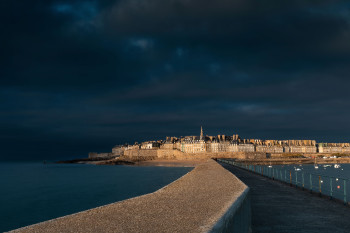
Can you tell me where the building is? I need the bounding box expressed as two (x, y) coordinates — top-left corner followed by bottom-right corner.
(100, 127), (350, 157)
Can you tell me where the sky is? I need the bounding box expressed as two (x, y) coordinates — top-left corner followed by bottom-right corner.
(2, 0), (350, 161)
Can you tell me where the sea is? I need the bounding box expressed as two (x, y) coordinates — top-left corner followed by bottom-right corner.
(0, 162), (193, 232)
(257, 163), (350, 202)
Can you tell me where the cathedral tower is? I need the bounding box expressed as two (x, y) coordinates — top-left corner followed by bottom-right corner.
(200, 126), (204, 141)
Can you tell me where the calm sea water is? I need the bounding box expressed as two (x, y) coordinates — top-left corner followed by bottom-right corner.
(261, 163), (350, 201)
(273, 163), (350, 180)
(0, 163), (192, 232)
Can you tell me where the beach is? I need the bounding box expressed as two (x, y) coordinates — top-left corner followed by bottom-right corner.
(135, 159), (205, 167)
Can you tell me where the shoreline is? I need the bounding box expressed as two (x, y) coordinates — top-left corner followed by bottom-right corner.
(56, 157), (207, 167)
(134, 159), (205, 167)
(56, 156), (350, 167)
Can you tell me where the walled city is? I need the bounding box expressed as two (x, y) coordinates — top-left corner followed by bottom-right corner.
(88, 127), (350, 159)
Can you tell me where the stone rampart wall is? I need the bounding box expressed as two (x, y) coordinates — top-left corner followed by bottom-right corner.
(93, 145), (350, 160)
(88, 152), (115, 159)
(122, 149), (266, 160)
(123, 149), (158, 158)
(319, 147), (350, 153)
(111, 147), (124, 155)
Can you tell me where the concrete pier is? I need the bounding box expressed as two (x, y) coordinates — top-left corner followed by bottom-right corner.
(221, 163), (350, 233)
(10, 160), (249, 233)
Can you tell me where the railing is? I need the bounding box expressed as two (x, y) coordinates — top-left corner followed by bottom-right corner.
(218, 159), (349, 205)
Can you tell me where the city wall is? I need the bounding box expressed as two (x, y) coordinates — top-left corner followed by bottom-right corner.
(103, 147), (350, 162)
(88, 152), (116, 159)
(122, 149), (266, 161)
(11, 160), (251, 233)
(105, 142), (350, 162)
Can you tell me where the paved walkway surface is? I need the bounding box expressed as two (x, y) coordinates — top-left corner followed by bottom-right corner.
(221, 163), (350, 233)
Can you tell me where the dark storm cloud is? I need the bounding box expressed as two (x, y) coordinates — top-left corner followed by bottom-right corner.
(2, 0), (350, 160)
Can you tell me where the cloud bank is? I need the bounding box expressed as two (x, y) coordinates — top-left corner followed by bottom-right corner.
(1, 0), (350, 160)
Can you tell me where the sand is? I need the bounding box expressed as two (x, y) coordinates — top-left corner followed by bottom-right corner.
(135, 159), (205, 167)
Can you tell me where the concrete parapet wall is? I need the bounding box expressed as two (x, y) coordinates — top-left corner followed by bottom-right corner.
(208, 188), (251, 233)
(10, 160), (250, 233)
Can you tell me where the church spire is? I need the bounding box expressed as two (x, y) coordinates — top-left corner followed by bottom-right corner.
(200, 126), (203, 140)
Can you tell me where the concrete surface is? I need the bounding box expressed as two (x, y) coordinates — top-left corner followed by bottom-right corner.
(10, 160), (247, 233)
(221, 163), (350, 233)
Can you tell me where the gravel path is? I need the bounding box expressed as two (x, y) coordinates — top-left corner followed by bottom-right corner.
(10, 160), (246, 233)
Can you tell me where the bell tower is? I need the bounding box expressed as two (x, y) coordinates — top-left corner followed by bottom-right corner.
(200, 126), (204, 141)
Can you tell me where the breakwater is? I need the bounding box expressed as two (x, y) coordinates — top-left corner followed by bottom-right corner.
(10, 160), (251, 233)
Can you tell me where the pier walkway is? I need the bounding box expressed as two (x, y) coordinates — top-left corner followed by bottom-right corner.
(10, 160), (249, 233)
(221, 163), (350, 233)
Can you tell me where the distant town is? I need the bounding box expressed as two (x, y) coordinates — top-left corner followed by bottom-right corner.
(89, 127), (350, 159)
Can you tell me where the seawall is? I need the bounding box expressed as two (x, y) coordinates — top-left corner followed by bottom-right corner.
(9, 160), (250, 233)
(122, 148), (266, 161)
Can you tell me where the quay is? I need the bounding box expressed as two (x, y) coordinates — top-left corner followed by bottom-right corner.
(9, 160), (250, 233)
(231, 157), (350, 166)
(220, 162), (350, 233)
